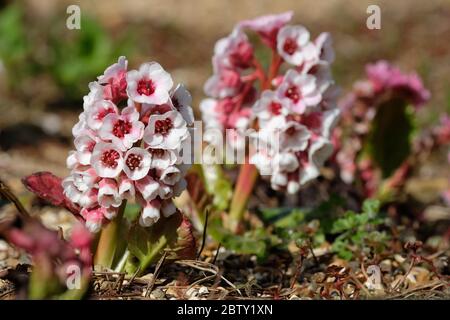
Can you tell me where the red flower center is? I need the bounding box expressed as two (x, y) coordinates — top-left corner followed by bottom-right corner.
(283, 38), (297, 55)
(269, 102), (282, 115)
(96, 107), (116, 121)
(285, 86), (301, 103)
(137, 79), (156, 96)
(101, 150), (120, 168)
(113, 120), (132, 138)
(149, 148), (165, 157)
(155, 118), (173, 136)
(286, 126), (297, 136)
(126, 154), (142, 171)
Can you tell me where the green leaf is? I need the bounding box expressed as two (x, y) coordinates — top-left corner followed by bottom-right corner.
(362, 199), (380, 218)
(208, 218), (268, 258)
(125, 212), (196, 275)
(368, 99), (416, 177)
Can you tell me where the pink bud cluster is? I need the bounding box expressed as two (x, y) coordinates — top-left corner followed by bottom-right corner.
(335, 61), (431, 195)
(201, 12), (340, 193)
(63, 57), (193, 232)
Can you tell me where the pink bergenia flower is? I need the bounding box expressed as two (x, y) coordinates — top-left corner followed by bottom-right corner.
(127, 62), (173, 104)
(98, 56), (128, 103)
(64, 58), (193, 231)
(204, 66), (242, 99)
(277, 69), (322, 114)
(239, 11), (293, 48)
(98, 178), (121, 208)
(86, 100), (119, 130)
(366, 60), (430, 107)
(277, 25), (311, 66)
(80, 207), (108, 233)
(214, 28), (254, 69)
(252, 91), (288, 126)
(201, 13), (339, 194)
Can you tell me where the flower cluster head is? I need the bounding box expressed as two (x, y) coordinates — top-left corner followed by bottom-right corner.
(200, 12), (340, 193)
(335, 61), (431, 189)
(63, 57), (193, 232)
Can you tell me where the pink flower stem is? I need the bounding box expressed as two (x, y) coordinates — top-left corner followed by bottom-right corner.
(94, 200), (127, 269)
(227, 51), (283, 233)
(228, 161), (259, 233)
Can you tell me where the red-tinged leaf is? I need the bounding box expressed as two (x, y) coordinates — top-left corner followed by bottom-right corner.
(22, 172), (80, 215)
(175, 214), (197, 260)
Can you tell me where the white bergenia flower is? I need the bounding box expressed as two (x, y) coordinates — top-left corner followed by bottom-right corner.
(139, 200), (161, 227)
(64, 57), (194, 232)
(83, 82), (104, 111)
(148, 148), (178, 169)
(72, 113), (89, 137)
(86, 100), (119, 131)
(99, 106), (144, 151)
(299, 137), (334, 185)
(280, 121), (311, 151)
(160, 166), (181, 186)
(90, 142), (124, 178)
(77, 188), (99, 209)
(144, 110), (188, 150)
(277, 25), (311, 66)
(315, 32), (335, 64)
(74, 134), (97, 165)
(72, 168), (98, 192)
(123, 147), (151, 180)
(135, 176), (160, 201)
(66, 151), (78, 169)
(171, 84), (195, 125)
(200, 98), (222, 130)
(253, 90), (288, 126)
(127, 62), (173, 104)
(250, 150), (273, 176)
(272, 152), (299, 173)
(277, 69), (322, 114)
(118, 175), (135, 199)
(98, 178), (121, 208)
(63, 176), (98, 208)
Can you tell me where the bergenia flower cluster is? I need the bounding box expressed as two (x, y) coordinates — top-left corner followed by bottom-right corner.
(335, 61), (431, 195)
(200, 12), (340, 193)
(63, 57), (193, 232)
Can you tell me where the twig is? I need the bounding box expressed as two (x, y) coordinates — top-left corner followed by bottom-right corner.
(349, 272), (371, 297)
(145, 251), (167, 297)
(175, 260), (242, 296)
(212, 243), (221, 265)
(391, 258), (415, 292)
(196, 210), (209, 260)
(290, 255), (303, 289)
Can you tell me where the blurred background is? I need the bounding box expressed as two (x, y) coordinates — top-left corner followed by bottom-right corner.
(0, 0), (449, 194)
